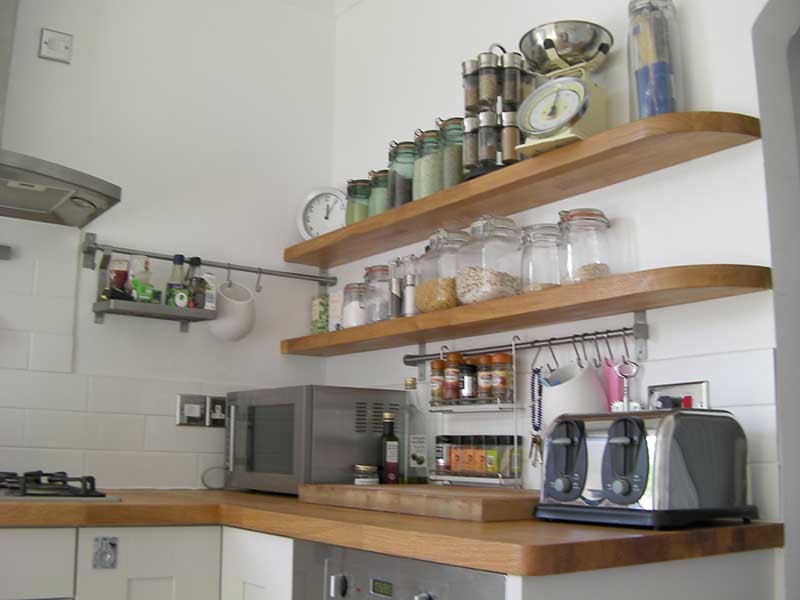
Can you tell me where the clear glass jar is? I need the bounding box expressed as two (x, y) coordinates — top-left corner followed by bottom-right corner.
(367, 169), (390, 217)
(414, 130), (442, 199)
(491, 353), (513, 404)
(412, 129), (425, 200)
(387, 141), (397, 204)
(342, 283), (367, 328)
(463, 116), (479, 172)
(477, 355), (494, 401)
(500, 52), (523, 111)
(500, 111), (520, 165)
(628, 0), (683, 120)
(390, 141), (416, 208)
(402, 254), (417, 318)
(462, 59), (479, 115)
(430, 359), (445, 406)
(477, 111), (498, 166)
(456, 215), (521, 304)
(345, 179), (370, 225)
(353, 464), (379, 485)
(520, 223), (561, 292)
(477, 52), (499, 109)
(415, 229), (470, 313)
(559, 208), (611, 284)
(364, 264), (391, 322)
(444, 352), (463, 404)
(437, 117), (464, 189)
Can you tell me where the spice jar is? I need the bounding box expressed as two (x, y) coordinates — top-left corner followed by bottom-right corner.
(521, 223), (561, 292)
(310, 293), (329, 334)
(463, 116), (479, 173)
(462, 59), (479, 115)
(342, 283), (368, 328)
(559, 208), (611, 283)
(477, 111), (499, 167)
(484, 436), (499, 475)
(364, 265), (391, 323)
(389, 141), (416, 208)
(353, 464), (379, 485)
(450, 435), (463, 473)
(415, 130), (442, 199)
(444, 352), (463, 404)
(477, 355), (494, 401)
(437, 117), (464, 190)
(491, 353), (514, 404)
(474, 436), (487, 474)
(435, 435), (452, 473)
(500, 52), (523, 110)
(462, 435), (477, 474)
(456, 215), (522, 305)
(498, 436), (524, 478)
(367, 169), (390, 217)
(345, 179), (370, 225)
(430, 359), (445, 406)
(416, 229), (470, 313)
(477, 52), (499, 110)
(500, 111), (520, 165)
(459, 358), (477, 403)
(521, 67), (536, 103)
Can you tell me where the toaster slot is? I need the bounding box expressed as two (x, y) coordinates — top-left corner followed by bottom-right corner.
(602, 417), (649, 505)
(543, 419), (587, 502)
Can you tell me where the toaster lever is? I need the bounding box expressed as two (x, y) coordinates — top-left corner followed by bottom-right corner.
(551, 437), (574, 446)
(608, 436), (633, 445)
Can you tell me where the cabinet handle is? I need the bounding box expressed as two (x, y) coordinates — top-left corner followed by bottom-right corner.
(227, 404), (236, 472)
(93, 537), (118, 569)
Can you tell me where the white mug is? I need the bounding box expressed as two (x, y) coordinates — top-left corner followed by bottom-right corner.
(541, 364), (607, 430)
(208, 282), (256, 341)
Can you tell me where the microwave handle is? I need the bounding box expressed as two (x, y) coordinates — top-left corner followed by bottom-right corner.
(227, 404), (236, 472)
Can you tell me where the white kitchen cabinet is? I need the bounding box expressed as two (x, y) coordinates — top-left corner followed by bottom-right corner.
(0, 528), (76, 600)
(75, 526), (220, 600)
(221, 527), (294, 600)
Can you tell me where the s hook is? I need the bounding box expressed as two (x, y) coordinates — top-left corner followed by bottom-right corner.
(546, 338), (559, 373)
(255, 269), (263, 293)
(226, 263), (233, 288)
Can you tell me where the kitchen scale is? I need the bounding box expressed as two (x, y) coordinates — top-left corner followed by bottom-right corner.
(517, 21), (613, 157)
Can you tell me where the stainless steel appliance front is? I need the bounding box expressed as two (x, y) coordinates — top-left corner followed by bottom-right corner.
(225, 385), (405, 494)
(293, 541), (505, 600)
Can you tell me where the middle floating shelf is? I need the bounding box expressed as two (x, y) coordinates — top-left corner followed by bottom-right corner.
(281, 264), (771, 357)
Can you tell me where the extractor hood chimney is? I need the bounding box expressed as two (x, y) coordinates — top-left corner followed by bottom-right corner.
(0, 0), (121, 228)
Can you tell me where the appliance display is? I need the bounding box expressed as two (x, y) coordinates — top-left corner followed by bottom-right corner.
(0, 471), (120, 502)
(292, 541), (505, 600)
(225, 385), (406, 494)
(535, 409), (758, 528)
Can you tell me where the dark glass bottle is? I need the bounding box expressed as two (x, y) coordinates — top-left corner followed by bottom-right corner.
(186, 257), (206, 309)
(379, 412), (400, 484)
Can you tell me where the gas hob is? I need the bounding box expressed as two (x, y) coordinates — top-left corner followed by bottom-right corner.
(0, 471), (120, 502)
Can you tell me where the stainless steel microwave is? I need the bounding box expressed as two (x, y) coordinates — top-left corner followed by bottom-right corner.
(225, 385), (405, 494)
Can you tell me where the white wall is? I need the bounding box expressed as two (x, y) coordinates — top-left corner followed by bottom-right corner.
(0, 0), (334, 487)
(322, 0), (781, 521)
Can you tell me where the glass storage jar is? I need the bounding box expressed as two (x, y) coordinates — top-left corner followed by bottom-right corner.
(345, 179), (370, 225)
(342, 283), (368, 328)
(462, 59), (479, 115)
(463, 116), (479, 173)
(367, 169), (390, 217)
(559, 208), (611, 284)
(430, 359), (445, 406)
(520, 223), (561, 292)
(387, 141), (397, 204)
(500, 111), (520, 165)
(456, 215), (521, 304)
(521, 67), (536, 104)
(414, 130), (443, 199)
(412, 129), (425, 200)
(437, 117), (464, 189)
(364, 264), (391, 322)
(477, 111), (499, 167)
(500, 52), (523, 110)
(390, 141), (416, 208)
(444, 352), (463, 404)
(415, 229), (470, 313)
(477, 52), (499, 109)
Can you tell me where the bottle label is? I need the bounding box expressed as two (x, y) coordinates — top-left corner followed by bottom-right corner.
(408, 435), (427, 469)
(384, 441), (399, 483)
(478, 372), (493, 392)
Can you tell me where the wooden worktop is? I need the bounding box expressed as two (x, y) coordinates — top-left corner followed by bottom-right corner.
(0, 489), (783, 576)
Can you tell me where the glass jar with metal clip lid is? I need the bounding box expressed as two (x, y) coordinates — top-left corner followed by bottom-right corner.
(437, 117), (464, 189)
(559, 208), (611, 283)
(456, 215), (522, 304)
(389, 141), (416, 208)
(416, 229), (470, 313)
(345, 179), (370, 225)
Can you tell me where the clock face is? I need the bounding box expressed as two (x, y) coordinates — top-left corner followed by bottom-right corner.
(298, 188), (347, 240)
(520, 77), (588, 136)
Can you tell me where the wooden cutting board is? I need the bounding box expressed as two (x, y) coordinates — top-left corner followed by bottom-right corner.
(298, 484), (539, 522)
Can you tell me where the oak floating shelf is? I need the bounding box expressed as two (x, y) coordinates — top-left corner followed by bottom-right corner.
(281, 265), (772, 357)
(284, 112), (760, 268)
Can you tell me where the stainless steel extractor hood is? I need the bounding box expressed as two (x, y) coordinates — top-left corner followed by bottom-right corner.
(0, 1), (121, 228)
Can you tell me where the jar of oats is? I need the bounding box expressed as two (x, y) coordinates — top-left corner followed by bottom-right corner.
(416, 229), (470, 313)
(456, 216), (522, 305)
(559, 208), (611, 284)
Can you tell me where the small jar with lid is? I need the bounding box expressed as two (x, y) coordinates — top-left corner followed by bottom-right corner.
(477, 355), (494, 401)
(521, 67), (536, 104)
(353, 464), (379, 485)
(416, 229), (470, 313)
(364, 265), (391, 323)
(462, 59), (480, 115)
(342, 283), (368, 328)
(463, 116), (479, 173)
(437, 117), (464, 189)
(435, 435), (452, 473)
(477, 52), (499, 109)
(450, 435), (464, 473)
(500, 111), (521, 165)
(430, 359), (445, 406)
(459, 358), (477, 403)
(389, 141), (417, 208)
(491, 353), (514, 403)
(367, 169), (390, 217)
(345, 179), (371, 225)
(456, 215), (522, 305)
(387, 142), (398, 203)
(521, 223), (561, 292)
(477, 111), (499, 167)
(412, 129), (425, 200)
(443, 352), (463, 404)
(559, 209), (611, 283)
(415, 130), (443, 199)
(500, 52), (524, 110)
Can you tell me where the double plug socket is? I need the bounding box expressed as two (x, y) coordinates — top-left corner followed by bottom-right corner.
(176, 394), (226, 427)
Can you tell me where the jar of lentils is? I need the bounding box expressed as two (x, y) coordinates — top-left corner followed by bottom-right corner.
(559, 209), (611, 284)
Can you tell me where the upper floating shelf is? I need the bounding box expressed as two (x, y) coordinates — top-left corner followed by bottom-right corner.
(284, 112), (760, 268)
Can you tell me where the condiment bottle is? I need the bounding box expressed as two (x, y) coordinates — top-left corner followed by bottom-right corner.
(500, 52), (524, 110)
(484, 436), (499, 475)
(379, 412), (400, 484)
(459, 358), (477, 403)
(474, 435), (487, 474)
(345, 179), (371, 225)
(462, 59), (480, 115)
(437, 117), (464, 190)
(462, 435), (476, 474)
(443, 352), (463, 404)
(165, 254), (186, 307)
(186, 257), (206, 309)
(477, 111), (499, 167)
(450, 435), (463, 474)
(435, 435), (452, 473)
(491, 353), (513, 403)
(389, 141), (416, 208)
(500, 111), (521, 165)
(402, 255), (417, 317)
(477, 355), (494, 401)
(367, 169), (390, 217)
(477, 51), (499, 110)
(463, 116), (479, 173)
(430, 359), (445, 406)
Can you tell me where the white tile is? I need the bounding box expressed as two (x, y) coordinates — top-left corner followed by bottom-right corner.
(0, 257), (35, 295)
(144, 415), (225, 453)
(200, 382), (245, 397)
(0, 408), (25, 446)
(34, 258), (78, 298)
(85, 414), (145, 450)
(29, 333), (73, 372)
(0, 294), (74, 334)
(0, 219), (79, 261)
(0, 447), (84, 474)
(0, 369), (87, 411)
(25, 410), (87, 449)
(726, 404), (779, 463)
(85, 451), (198, 488)
(0, 330), (29, 369)
(89, 376), (203, 416)
(197, 453), (225, 489)
(749, 462), (780, 521)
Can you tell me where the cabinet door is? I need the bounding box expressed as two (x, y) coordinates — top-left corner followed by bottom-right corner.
(76, 526), (220, 600)
(0, 528), (76, 600)
(221, 527), (293, 600)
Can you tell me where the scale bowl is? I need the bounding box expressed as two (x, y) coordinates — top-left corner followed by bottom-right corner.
(519, 20), (614, 74)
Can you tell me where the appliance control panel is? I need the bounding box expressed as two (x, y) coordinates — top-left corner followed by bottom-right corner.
(543, 418), (588, 502)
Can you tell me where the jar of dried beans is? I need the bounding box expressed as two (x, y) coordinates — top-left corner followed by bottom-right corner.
(456, 215), (521, 305)
(559, 208), (611, 284)
(416, 229), (470, 313)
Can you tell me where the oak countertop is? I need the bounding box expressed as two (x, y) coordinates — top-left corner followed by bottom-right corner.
(0, 489), (783, 576)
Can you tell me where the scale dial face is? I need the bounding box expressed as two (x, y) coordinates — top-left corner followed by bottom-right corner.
(297, 187), (347, 240)
(520, 77), (589, 137)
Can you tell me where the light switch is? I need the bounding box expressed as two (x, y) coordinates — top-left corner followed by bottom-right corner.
(39, 28), (73, 64)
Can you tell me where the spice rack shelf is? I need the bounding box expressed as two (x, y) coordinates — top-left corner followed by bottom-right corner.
(281, 264), (772, 356)
(428, 473), (517, 487)
(429, 402), (521, 414)
(93, 300), (217, 332)
(284, 112), (760, 269)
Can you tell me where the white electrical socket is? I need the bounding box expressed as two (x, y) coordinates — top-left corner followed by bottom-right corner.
(176, 394), (207, 426)
(647, 381), (709, 410)
(39, 28), (73, 64)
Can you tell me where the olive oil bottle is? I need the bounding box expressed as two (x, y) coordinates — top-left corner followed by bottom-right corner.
(379, 412), (400, 484)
